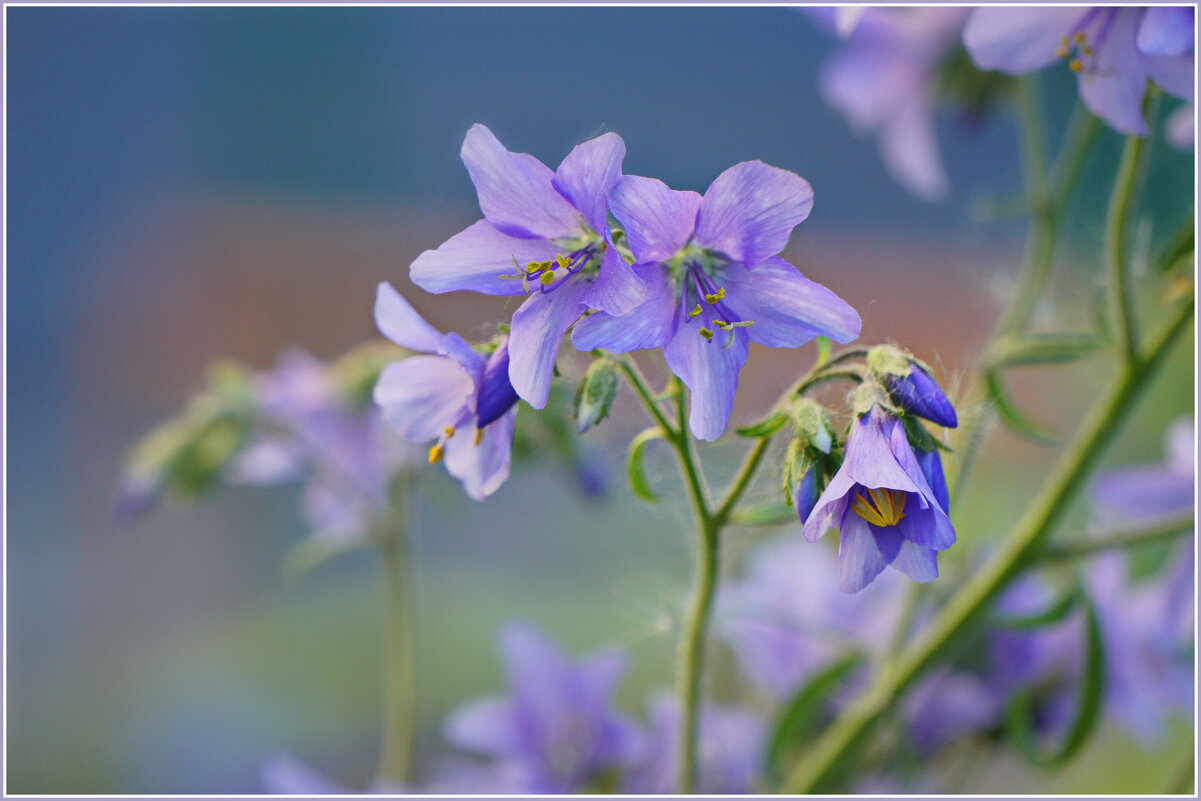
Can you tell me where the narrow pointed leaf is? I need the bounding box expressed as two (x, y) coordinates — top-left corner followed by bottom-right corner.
(626, 427), (666, 502)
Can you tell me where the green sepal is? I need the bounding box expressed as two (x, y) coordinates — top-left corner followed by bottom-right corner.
(574, 357), (619, 433)
(814, 335), (832, 368)
(1005, 596), (1105, 767)
(737, 410), (789, 438)
(985, 369), (1058, 446)
(865, 344), (913, 379)
(626, 427), (666, 503)
(901, 414), (949, 454)
(765, 653), (863, 784)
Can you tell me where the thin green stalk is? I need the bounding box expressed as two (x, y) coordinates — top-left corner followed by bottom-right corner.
(1041, 515), (1194, 563)
(1106, 132), (1148, 364)
(376, 510), (415, 784)
(782, 297), (1193, 793)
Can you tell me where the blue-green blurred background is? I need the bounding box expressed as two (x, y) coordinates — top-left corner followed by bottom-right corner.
(6, 6), (1193, 794)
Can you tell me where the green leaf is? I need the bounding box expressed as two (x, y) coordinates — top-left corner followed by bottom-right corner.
(736, 410), (788, 438)
(989, 333), (1100, 367)
(574, 357), (619, 433)
(626, 428), (666, 502)
(1158, 217), (1194, 275)
(986, 369), (1058, 446)
(1005, 596), (1105, 767)
(281, 535), (368, 585)
(766, 653), (862, 783)
(814, 335), (832, 368)
(730, 502), (796, 527)
(992, 583), (1080, 630)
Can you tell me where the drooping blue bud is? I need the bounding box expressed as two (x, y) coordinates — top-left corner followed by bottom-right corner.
(795, 467), (820, 524)
(476, 337), (520, 429)
(886, 363), (958, 428)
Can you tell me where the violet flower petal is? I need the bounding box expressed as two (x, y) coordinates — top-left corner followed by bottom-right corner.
(551, 132), (626, 236)
(1137, 7), (1194, 56)
(571, 264), (678, 353)
(719, 255), (861, 347)
(581, 245), (647, 317)
(695, 160), (815, 268)
(373, 356), (474, 441)
(609, 175), (703, 264)
(963, 7), (1086, 74)
(507, 277), (591, 408)
(443, 406), (515, 500)
(839, 512), (890, 593)
(661, 318), (750, 441)
(1076, 9), (1149, 136)
(410, 219), (561, 297)
(374, 281), (445, 352)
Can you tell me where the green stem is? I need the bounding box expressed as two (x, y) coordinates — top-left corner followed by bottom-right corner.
(376, 523), (415, 784)
(781, 297), (1193, 794)
(1105, 132), (1147, 365)
(1040, 515), (1194, 563)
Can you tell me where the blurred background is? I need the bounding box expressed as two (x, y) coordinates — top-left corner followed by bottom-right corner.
(6, 6), (1193, 794)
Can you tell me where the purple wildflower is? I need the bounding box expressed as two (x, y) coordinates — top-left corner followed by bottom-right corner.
(884, 361), (959, 428)
(259, 753), (408, 794)
(623, 694), (766, 795)
(574, 166), (861, 440)
(964, 7), (1195, 136)
(409, 125), (640, 409)
(1092, 418), (1194, 525)
(1167, 103), (1195, 150)
(442, 622), (638, 793)
(914, 446), (950, 513)
(373, 282), (519, 501)
(814, 7), (970, 201)
(795, 466), (821, 523)
(802, 406), (956, 593)
(902, 669), (1002, 754)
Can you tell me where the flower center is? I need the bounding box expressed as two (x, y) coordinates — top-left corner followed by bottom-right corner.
(1055, 8), (1116, 75)
(502, 234), (606, 295)
(677, 259), (755, 347)
(850, 487), (908, 527)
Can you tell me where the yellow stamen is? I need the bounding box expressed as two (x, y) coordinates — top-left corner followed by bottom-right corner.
(1073, 32), (1086, 43)
(539, 270), (556, 285)
(699, 328), (714, 340)
(525, 260), (543, 274)
(849, 487), (907, 527)
(1055, 46), (1070, 58)
(1069, 58), (1083, 73)
(704, 287), (726, 304)
(712, 320), (730, 329)
(443, 426), (455, 439)
(428, 443), (444, 464)
(555, 253), (572, 270)
(1081, 45), (1094, 56)
(474, 428), (484, 446)
(689, 304), (703, 319)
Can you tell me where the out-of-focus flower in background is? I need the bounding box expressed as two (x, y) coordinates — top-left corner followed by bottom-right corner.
(1092, 418), (1194, 525)
(260, 752), (408, 795)
(574, 164), (860, 440)
(964, 7), (1195, 136)
(442, 622), (639, 793)
(409, 124), (638, 409)
(811, 6), (971, 201)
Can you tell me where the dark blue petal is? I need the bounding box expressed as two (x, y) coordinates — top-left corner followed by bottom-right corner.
(886, 364), (958, 427)
(915, 447), (950, 513)
(476, 338), (521, 428)
(795, 467), (820, 524)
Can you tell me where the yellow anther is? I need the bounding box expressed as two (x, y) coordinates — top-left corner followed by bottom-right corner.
(713, 320), (730, 329)
(474, 428), (484, 446)
(555, 253), (572, 270)
(704, 287), (726, 304)
(1060, 34), (1070, 45)
(1073, 32), (1086, 43)
(1082, 45), (1094, 56)
(1056, 46), (1070, 58)
(443, 426), (456, 439)
(428, 443), (444, 464)
(699, 328), (714, 340)
(539, 270), (556, 285)
(689, 304), (703, 319)
(850, 487), (908, 527)
(1069, 59), (1083, 72)
(525, 260), (543, 274)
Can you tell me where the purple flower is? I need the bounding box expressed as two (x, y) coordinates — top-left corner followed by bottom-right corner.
(228, 349), (416, 541)
(574, 166), (861, 440)
(260, 753), (407, 794)
(794, 466), (821, 523)
(623, 694), (766, 794)
(1091, 418), (1194, 525)
(1167, 103), (1194, 150)
(409, 125), (640, 409)
(814, 7), (970, 200)
(964, 7), (1195, 136)
(718, 536), (905, 699)
(902, 669), (1002, 754)
(884, 361), (959, 428)
(443, 622), (638, 793)
(802, 406), (956, 593)
(372, 282), (519, 501)
(914, 446), (950, 514)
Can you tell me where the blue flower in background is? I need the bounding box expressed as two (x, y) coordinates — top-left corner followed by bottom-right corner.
(574, 166), (860, 440)
(1091, 418), (1194, 525)
(260, 753), (407, 795)
(409, 124), (640, 409)
(812, 6), (970, 201)
(443, 622), (638, 793)
(623, 694), (766, 795)
(964, 7), (1195, 136)
(803, 406), (956, 593)
(373, 282), (519, 501)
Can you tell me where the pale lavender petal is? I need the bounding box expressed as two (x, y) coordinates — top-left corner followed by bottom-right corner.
(1144, 52), (1195, 101)
(878, 94), (949, 202)
(889, 538), (940, 582)
(802, 470), (854, 542)
(374, 356), (473, 441)
(897, 504), (956, 550)
(582, 246), (646, 317)
(443, 405), (515, 500)
(374, 281), (444, 352)
(571, 264), (678, 353)
(1093, 466), (1194, 522)
(963, 7), (1086, 74)
(410, 219), (561, 297)
(836, 6), (867, 37)
(261, 753), (347, 794)
(552, 132), (626, 235)
(1138, 7), (1194, 56)
(578, 649), (628, 706)
(1167, 103), (1195, 150)
(821, 30), (922, 131)
(720, 256), (861, 347)
(842, 410), (924, 494)
(609, 175), (703, 263)
(1077, 10), (1149, 135)
(695, 161), (815, 267)
(444, 697), (520, 759)
(461, 124), (581, 240)
(662, 319), (750, 441)
(508, 278), (591, 408)
(839, 513), (890, 593)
